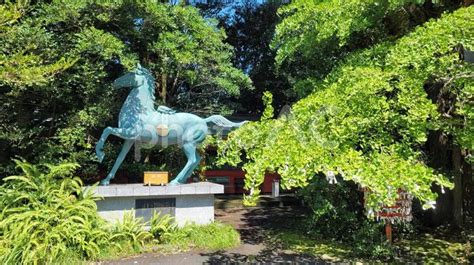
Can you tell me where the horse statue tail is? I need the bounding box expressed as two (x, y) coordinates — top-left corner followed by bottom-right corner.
(204, 115), (247, 128)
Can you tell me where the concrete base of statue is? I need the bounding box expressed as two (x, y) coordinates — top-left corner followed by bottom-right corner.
(87, 182), (224, 227)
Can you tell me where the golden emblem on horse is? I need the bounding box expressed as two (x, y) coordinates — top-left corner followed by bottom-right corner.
(156, 124), (169, 137)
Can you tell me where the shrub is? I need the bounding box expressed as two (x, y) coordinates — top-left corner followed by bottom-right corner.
(298, 176), (395, 259)
(0, 160), (156, 263)
(351, 221), (394, 259)
(0, 160), (111, 264)
(298, 176), (365, 240)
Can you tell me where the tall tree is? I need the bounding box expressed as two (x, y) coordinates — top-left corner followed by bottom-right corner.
(218, 2), (473, 215)
(198, 0), (294, 114)
(272, 0), (465, 96)
(0, 0), (251, 179)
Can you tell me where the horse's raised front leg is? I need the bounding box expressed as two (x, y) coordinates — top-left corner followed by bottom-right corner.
(95, 127), (138, 162)
(101, 139), (134, 186)
(169, 143), (199, 185)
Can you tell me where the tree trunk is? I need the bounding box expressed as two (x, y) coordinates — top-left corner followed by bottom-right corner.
(161, 73), (167, 103)
(452, 146), (463, 227)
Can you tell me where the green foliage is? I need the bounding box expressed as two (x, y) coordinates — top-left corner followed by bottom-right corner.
(0, 1), (77, 87)
(0, 0), (251, 179)
(219, 7), (474, 210)
(261, 91), (275, 120)
(149, 213), (177, 242)
(351, 221), (394, 259)
(296, 177), (394, 259)
(148, 214), (240, 253)
(161, 222), (240, 251)
(110, 212), (153, 251)
(276, 230), (352, 261)
(0, 160), (110, 263)
(297, 177), (363, 240)
(276, 218), (470, 262)
(0, 160), (177, 263)
(203, 1), (294, 114)
(113, 0), (252, 108)
(0, 2), (25, 30)
(436, 70), (474, 163)
(397, 235), (471, 263)
(272, 0), (461, 95)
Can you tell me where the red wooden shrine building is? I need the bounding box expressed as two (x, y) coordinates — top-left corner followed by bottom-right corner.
(198, 170), (280, 194)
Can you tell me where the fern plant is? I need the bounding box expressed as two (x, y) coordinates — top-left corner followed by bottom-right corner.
(110, 212), (152, 251)
(149, 213), (177, 242)
(0, 160), (112, 264)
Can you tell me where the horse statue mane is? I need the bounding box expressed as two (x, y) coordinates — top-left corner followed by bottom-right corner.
(134, 65), (156, 102)
(96, 64), (246, 185)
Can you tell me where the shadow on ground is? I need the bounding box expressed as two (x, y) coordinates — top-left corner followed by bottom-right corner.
(201, 250), (322, 264)
(204, 207), (325, 264)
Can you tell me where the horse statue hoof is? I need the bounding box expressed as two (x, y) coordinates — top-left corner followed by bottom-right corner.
(168, 179), (181, 185)
(100, 179), (110, 186)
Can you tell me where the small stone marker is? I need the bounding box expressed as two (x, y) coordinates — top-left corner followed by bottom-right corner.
(272, 179), (280, 198)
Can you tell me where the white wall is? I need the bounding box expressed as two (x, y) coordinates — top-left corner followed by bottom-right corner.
(175, 194), (215, 226)
(96, 194), (215, 227)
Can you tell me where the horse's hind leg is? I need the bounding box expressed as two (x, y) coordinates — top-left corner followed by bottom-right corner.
(180, 151), (202, 183)
(169, 143), (199, 185)
(101, 139), (134, 186)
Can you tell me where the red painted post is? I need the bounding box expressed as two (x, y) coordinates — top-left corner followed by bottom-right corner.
(385, 222), (393, 243)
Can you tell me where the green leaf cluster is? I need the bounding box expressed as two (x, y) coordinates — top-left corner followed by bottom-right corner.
(218, 6), (473, 210)
(272, 0), (460, 95)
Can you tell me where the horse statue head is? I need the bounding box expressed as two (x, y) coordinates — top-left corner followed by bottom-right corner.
(113, 63), (156, 101)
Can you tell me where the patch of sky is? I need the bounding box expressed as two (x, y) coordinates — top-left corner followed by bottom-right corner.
(170, 0), (264, 5)
(204, 0), (263, 25)
(169, 0), (264, 25)
(133, 18), (144, 31)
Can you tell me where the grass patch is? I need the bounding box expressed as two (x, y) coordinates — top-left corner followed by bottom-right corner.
(160, 222), (241, 252)
(96, 221), (240, 261)
(274, 229), (471, 263)
(94, 239), (148, 261)
(395, 235), (471, 263)
(275, 230), (352, 261)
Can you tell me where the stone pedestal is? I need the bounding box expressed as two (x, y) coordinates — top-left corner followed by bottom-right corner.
(87, 182), (224, 227)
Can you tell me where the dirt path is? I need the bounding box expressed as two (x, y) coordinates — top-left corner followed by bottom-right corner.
(102, 207), (323, 264)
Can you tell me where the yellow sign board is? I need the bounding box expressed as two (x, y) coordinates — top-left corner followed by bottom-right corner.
(144, 171), (169, 186)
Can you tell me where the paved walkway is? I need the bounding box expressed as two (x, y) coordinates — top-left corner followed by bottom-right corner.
(101, 207), (323, 264)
